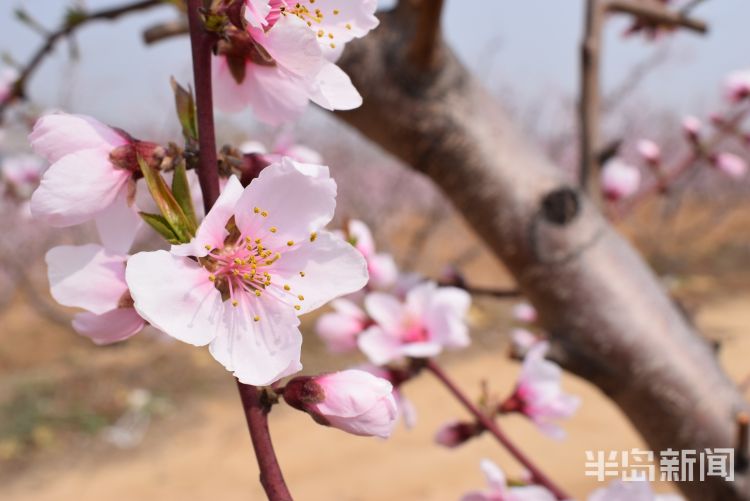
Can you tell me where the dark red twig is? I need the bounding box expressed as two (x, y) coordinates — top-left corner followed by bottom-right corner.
(236, 381), (294, 501)
(425, 359), (569, 500)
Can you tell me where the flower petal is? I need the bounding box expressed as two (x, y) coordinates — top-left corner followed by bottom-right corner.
(31, 148), (130, 227)
(306, 0), (379, 61)
(72, 309), (144, 345)
(29, 113), (127, 164)
(209, 292), (303, 386)
(272, 231), (368, 314)
(316, 370), (393, 417)
(171, 175), (244, 258)
(46, 244), (128, 314)
(309, 62), (362, 111)
(125, 250), (224, 346)
(235, 158), (337, 243)
(95, 187), (141, 254)
(364, 292), (405, 335)
(252, 15), (325, 77)
(357, 326), (403, 366)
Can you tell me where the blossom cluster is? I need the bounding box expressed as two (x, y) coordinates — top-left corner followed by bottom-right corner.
(601, 68), (750, 204)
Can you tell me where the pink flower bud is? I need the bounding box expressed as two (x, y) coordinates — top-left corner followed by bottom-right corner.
(512, 302), (537, 324)
(282, 370), (398, 438)
(510, 328), (541, 354)
(682, 115), (702, 142)
(601, 159), (641, 202)
(712, 152), (748, 179)
(636, 139), (661, 166)
(725, 69), (750, 103)
(0, 67), (18, 105)
(434, 420), (481, 448)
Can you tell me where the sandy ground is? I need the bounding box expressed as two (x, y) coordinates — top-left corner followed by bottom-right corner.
(1, 293), (748, 501)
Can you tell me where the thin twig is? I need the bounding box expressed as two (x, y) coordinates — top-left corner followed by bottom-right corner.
(425, 359), (569, 500)
(236, 382), (293, 501)
(185, 2), (291, 499)
(143, 19), (189, 45)
(0, 0), (163, 120)
(607, 0), (708, 33)
(186, 0), (220, 211)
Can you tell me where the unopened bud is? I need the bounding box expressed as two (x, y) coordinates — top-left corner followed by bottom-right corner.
(434, 420), (481, 448)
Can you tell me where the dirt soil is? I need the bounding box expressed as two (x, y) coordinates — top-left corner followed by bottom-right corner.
(1, 291), (748, 501)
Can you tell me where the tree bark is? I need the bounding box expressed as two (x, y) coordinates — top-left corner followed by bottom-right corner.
(334, 5), (749, 500)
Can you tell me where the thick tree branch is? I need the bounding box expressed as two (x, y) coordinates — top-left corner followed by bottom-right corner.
(0, 0), (164, 120)
(408, 0), (445, 70)
(334, 6), (748, 500)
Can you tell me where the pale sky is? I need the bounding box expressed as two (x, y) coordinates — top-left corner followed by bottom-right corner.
(1, 0), (747, 135)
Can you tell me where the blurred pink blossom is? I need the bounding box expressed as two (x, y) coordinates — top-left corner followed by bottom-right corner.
(315, 298), (368, 352)
(725, 69), (750, 103)
(712, 152), (748, 179)
(511, 328), (541, 354)
(461, 459), (556, 501)
(512, 302), (537, 324)
(282, 369), (398, 438)
(240, 128), (323, 165)
(682, 115), (702, 142)
(502, 342), (580, 439)
(601, 158), (641, 202)
(1, 154), (45, 198)
(434, 420), (480, 448)
(126, 160), (367, 385)
(0, 67), (17, 104)
(636, 139), (661, 166)
(358, 281), (471, 365)
(338, 219), (398, 290)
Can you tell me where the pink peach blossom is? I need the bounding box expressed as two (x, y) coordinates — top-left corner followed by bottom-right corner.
(240, 129), (323, 165)
(588, 478), (683, 501)
(434, 420), (480, 448)
(601, 158), (641, 202)
(358, 281), (471, 365)
(512, 302), (537, 324)
(340, 219), (398, 290)
(725, 69), (750, 103)
(126, 159), (368, 385)
(636, 139), (661, 165)
(28, 113), (157, 227)
(213, 5), (366, 125)
(712, 152), (748, 179)
(315, 298), (368, 352)
(282, 369), (398, 438)
(1, 154), (45, 198)
(503, 342), (580, 439)
(682, 115), (702, 142)
(510, 328), (541, 354)
(461, 459), (556, 501)
(46, 241), (145, 345)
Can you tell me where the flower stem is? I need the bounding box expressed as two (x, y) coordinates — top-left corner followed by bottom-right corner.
(185, 2), (292, 499)
(236, 381), (294, 501)
(424, 359), (569, 500)
(186, 0), (220, 212)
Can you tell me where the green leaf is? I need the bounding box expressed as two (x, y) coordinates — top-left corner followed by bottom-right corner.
(170, 77), (198, 143)
(137, 155), (194, 244)
(139, 212), (180, 244)
(171, 160), (198, 233)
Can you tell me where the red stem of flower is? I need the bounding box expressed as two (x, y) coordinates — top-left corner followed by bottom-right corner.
(424, 359), (569, 500)
(186, 0), (221, 212)
(236, 381), (294, 501)
(186, 2), (292, 499)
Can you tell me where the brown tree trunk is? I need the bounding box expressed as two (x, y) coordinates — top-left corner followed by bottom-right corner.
(334, 5), (749, 500)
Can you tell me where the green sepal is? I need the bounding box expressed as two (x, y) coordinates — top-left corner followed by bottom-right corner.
(170, 77), (198, 144)
(137, 155), (194, 244)
(171, 160), (198, 233)
(139, 212), (181, 244)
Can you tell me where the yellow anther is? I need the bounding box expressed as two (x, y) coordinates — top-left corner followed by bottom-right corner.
(232, 269), (240, 276)
(255, 238), (261, 244)
(297, 295), (305, 301)
(299, 271), (306, 277)
(254, 290), (262, 297)
(254, 207), (260, 214)
(284, 284), (291, 291)
(232, 300), (239, 307)
(253, 315), (260, 322)
(294, 305), (301, 311)
(245, 236), (252, 243)
(307, 21), (312, 26)
(264, 280), (271, 286)
(270, 226), (278, 233)
(346, 23), (352, 30)
(333, 9), (339, 14)
(261, 211), (268, 217)
(317, 30), (324, 37)
(310, 232), (317, 242)
(234, 258), (244, 265)
(330, 43), (336, 49)
(242, 273), (251, 280)
(204, 244), (212, 250)
(287, 240), (294, 247)
(208, 274), (216, 282)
